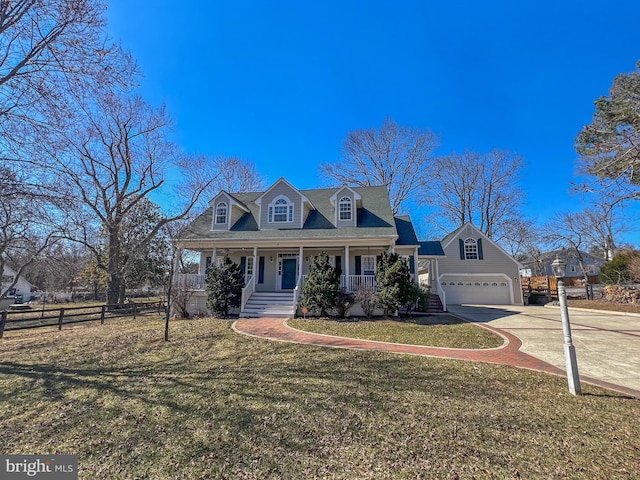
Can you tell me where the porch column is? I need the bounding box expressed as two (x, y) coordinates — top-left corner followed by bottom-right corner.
(344, 245), (350, 290)
(253, 246), (257, 280)
(212, 246), (217, 267)
(414, 247), (419, 284)
(299, 246), (304, 278)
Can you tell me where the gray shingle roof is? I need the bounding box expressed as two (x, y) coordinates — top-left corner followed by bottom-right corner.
(418, 241), (445, 256)
(182, 185), (401, 241)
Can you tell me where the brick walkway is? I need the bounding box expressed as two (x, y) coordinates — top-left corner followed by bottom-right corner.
(233, 317), (640, 398)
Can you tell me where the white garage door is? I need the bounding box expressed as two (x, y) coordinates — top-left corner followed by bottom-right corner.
(441, 275), (512, 305)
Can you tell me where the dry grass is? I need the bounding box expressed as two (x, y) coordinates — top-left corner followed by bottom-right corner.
(288, 315), (504, 349)
(568, 299), (640, 314)
(1, 317), (639, 479)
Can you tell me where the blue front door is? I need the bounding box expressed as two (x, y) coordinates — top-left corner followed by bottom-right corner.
(282, 258), (297, 289)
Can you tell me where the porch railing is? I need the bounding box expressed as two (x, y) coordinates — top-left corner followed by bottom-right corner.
(435, 279), (447, 312)
(342, 275), (376, 292)
(240, 275), (255, 313)
(293, 274), (304, 311)
(174, 274), (206, 290)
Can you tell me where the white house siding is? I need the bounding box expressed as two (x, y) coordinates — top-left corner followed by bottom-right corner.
(258, 181), (303, 230)
(335, 188), (356, 228)
(211, 193), (231, 231)
(438, 224), (523, 305)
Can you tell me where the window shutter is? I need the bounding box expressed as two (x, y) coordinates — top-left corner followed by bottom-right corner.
(459, 239), (465, 260)
(258, 257), (265, 284)
(355, 256), (361, 275)
(205, 256), (212, 275)
(335, 255), (342, 276)
(477, 238), (484, 260)
(409, 256), (415, 274)
(376, 255), (382, 269)
(240, 256), (246, 275)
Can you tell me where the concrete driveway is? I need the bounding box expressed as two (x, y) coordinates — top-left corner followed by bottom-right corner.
(447, 304), (640, 397)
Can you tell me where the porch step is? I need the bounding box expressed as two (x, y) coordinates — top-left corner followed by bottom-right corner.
(425, 293), (445, 313)
(242, 292), (296, 318)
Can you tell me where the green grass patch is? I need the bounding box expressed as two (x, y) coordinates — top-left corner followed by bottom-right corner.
(1, 317), (638, 479)
(288, 315), (504, 349)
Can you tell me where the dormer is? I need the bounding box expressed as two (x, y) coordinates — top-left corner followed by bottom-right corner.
(330, 185), (362, 227)
(255, 178), (315, 230)
(209, 191), (250, 231)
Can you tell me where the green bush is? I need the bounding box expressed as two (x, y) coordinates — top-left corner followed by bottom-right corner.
(375, 252), (413, 316)
(206, 256), (244, 317)
(600, 250), (640, 284)
(300, 253), (340, 316)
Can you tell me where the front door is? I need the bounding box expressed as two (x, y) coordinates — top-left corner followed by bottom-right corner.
(281, 258), (297, 289)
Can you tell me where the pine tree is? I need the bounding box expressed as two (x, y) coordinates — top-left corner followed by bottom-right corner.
(300, 253), (340, 316)
(375, 252), (413, 316)
(206, 256), (244, 317)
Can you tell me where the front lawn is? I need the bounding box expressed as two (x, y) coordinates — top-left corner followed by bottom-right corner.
(288, 315), (504, 349)
(1, 317), (638, 479)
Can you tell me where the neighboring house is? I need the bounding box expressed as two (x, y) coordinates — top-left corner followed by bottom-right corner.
(436, 223), (524, 305)
(1, 266), (38, 302)
(175, 178), (424, 316)
(520, 250), (605, 279)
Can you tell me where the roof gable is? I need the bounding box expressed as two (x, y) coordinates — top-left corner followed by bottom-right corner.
(442, 222), (521, 267)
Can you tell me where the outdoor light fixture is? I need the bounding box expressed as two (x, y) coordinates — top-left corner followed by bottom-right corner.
(551, 257), (582, 395)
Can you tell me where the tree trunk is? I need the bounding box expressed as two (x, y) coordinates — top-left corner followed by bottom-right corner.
(107, 230), (122, 305)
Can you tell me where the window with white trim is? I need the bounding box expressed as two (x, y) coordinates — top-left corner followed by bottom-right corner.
(268, 196), (294, 223)
(362, 255), (376, 276)
(464, 238), (478, 260)
(215, 202), (227, 224)
(246, 257), (254, 276)
(339, 196), (352, 221)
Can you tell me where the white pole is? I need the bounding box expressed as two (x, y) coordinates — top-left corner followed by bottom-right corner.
(557, 276), (582, 395)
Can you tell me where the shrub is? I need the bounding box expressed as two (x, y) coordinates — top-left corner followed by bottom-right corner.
(375, 252), (413, 316)
(355, 286), (377, 319)
(206, 256), (244, 317)
(600, 250), (640, 284)
(300, 253), (340, 316)
(403, 282), (431, 315)
(334, 288), (355, 318)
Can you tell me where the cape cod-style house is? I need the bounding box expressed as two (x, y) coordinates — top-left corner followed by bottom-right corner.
(175, 178), (447, 317)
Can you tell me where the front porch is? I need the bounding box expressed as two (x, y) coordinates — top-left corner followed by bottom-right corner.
(172, 243), (441, 317)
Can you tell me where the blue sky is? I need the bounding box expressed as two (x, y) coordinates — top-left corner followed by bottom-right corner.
(106, 0), (640, 244)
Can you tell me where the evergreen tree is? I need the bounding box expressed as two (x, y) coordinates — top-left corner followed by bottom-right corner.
(375, 252), (413, 316)
(300, 253), (340, 316)
(206, 256), (244, 317)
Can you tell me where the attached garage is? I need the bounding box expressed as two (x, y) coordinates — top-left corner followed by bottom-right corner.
(427, 223), (524, 308)
(440, 274), (513, 305)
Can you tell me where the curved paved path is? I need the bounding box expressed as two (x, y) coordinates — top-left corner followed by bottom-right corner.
(233, 313), (640, 399)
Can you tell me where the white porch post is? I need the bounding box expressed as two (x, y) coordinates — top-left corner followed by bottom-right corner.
(345, 245), (350, 285)
(299, 246), (303, 276)
(253, 247), (257, 276)
(212, 246), (217, 267)
(414, 247), (419, 283)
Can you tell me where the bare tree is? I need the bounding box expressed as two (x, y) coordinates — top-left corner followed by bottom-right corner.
(319, 119), (438, 214)
(0, 0), (133, 146)
(423, 150), (526, 241)
(543, 212), (598, 299)
(0, 166), (61, 298)
(213, 157), (266, 193)
(37, 90), (218, 305)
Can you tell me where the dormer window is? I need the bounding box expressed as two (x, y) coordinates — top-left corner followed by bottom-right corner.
(215, 202), (227, 224)
(464, 238), (478, 260)
(339, 196), (352, 221)
(268, 196), (293, 223)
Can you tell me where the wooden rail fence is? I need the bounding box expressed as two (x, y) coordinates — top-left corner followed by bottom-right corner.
(0, 301), (165, 339)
